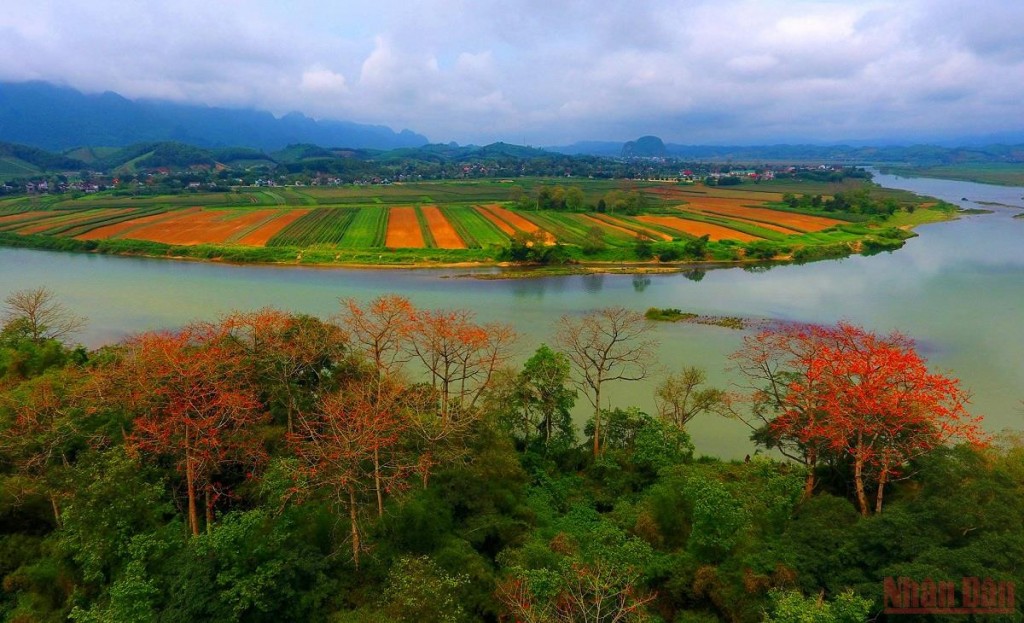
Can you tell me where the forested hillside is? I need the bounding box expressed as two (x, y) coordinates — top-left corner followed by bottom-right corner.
(0, 290), (1019, 622)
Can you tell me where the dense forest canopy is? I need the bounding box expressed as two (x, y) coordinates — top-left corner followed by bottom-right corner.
(0, 288), (1019, 622)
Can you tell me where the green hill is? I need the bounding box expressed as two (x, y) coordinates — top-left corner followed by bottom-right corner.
(0, 142), (84, 178)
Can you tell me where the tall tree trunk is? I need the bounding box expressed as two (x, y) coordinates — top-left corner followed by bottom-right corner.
(853, 450), (869, 516)
(875, 467), (889, 514)
(592, 384), (602, 457)
(50, 494), (62, 529)
(803, 448), (817, 499)
(185, 432), (199, 536)
(348, 485), (360, 569)
(373, 446), (384, 518)
(205, 486), (213, 534)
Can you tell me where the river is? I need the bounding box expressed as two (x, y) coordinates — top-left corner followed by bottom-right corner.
(1, 172), (1022, 457)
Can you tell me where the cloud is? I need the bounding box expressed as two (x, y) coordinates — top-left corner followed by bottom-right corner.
(300, 66), (348, 95)
(0, 0), (1021, 145)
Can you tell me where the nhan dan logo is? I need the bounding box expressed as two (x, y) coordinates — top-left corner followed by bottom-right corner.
(884, 576), (1015, 615)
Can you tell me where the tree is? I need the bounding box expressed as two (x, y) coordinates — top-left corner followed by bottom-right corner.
(497, 506), (656, 622)
(340, 294), (417, 515)
(582, 225), (607, 255)
(406, 307), (516, 485)
(0, 368), (88, 526)
(119, 325), (267, 535)
(408, 308), (516, 424)
(555, 308), (655, 456)
(654, 366), (726, 431)
(565, 186), (585, 212)
(763, 588), (872, 623)
(506, 345), (577, 450)
(340, 294), (415, 382)
(221, 309), (347, 433)
(731, 322), (985, 514)
(2, 287), (86, 344)
(288, 377), (411, 567)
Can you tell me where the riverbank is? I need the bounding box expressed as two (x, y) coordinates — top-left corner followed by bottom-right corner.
(0, 203), (951, 278)
(880, 163), (1024, 187)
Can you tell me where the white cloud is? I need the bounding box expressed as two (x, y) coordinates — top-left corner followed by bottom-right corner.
(300, 66), (348, 95)
(0, 0), (1020, 144)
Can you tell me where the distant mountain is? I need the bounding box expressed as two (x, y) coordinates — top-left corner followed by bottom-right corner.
(0, 81), (429, 152)
(548, 137), (1024, 165)
(621, 136), (666, 158)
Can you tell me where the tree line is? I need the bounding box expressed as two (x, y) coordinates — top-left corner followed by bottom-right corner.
(0, 288), (1015, 622)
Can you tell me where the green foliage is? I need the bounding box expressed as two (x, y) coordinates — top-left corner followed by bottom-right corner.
(378, 556), (469, 623)
(498, 345), (577, 452)
(684, 474), (748, 563)
(763, 588), (872, 623)
(164, 508), (334, 622)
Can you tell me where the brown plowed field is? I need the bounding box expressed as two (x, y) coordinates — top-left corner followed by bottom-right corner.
(385, 207), (425, 248)
(478, 205), (555, 243)
(679, 198), (843, 231)
(110, 208), (282, 245)
(0, 211), (58, 226)
(235, 209), (311, 246)
(475, 205), (516, 235)
(17, 209), (130, 235)
(587, 214), (673, 241)
(76, 208), (200, 240)
(637, 216), (763, 242)
(421, 205), (466, 249)
(478, 205), (544, 233)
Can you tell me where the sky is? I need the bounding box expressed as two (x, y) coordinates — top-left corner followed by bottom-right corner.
(1, 0), (1022, 146)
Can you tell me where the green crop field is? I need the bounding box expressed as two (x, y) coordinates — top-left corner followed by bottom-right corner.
(440, 205), (508, 248)
(338, 207), (388, 248)
(266, 208), (358, 247)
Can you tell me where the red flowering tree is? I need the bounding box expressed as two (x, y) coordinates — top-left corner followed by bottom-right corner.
(288, 377), (411, 568)
(733, 322), (985, 514)
(220, 308), (347, 432)
(120, 325), (267, 535)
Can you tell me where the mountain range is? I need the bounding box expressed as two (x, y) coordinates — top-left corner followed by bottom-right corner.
(0, 81), (428, 152)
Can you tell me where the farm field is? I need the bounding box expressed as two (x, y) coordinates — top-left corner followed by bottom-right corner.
(672, 197), (845, 232)
(114, 209), (285, 245)
(636, 215), (764, 242)
(236, 209), (311, 246)
(421, 205), (466, 249)
(0, 178), (946, 266)
(77, 208), (196, 240)
(385, 207), (425, 248)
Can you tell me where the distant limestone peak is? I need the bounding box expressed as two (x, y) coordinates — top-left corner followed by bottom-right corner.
(621, 135), (667, 158)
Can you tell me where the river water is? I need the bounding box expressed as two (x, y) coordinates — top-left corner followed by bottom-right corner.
(1, 173), (1021, 457)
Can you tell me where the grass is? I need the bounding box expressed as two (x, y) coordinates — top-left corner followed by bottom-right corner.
(0, 157), (41, 178)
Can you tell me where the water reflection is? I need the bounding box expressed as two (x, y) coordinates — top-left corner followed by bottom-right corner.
(632, 276), (651, 292)
(581, 273), (605, 294)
